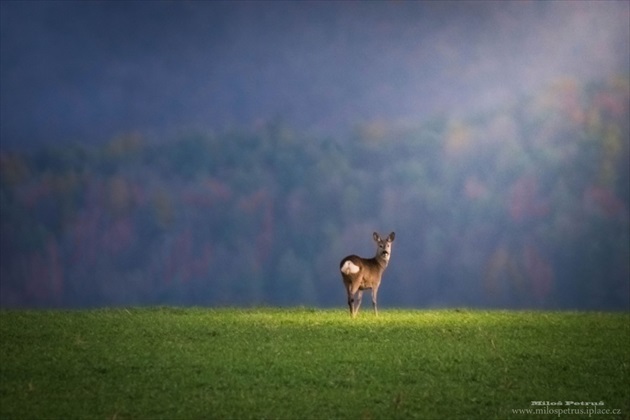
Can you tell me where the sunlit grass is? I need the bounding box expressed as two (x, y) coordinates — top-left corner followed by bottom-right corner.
(1, 308), (628, 419)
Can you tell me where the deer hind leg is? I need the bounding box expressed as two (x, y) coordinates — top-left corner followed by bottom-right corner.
(347, 283), (362, 318)
(346, 284), (355, 317)
(347, 290), (354, 317)
(354, 290), (364, 316)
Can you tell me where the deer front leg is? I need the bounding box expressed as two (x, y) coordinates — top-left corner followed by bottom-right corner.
(372, 287), (379, 317)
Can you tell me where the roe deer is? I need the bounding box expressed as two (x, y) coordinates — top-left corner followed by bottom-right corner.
(340, 232), (395, 318)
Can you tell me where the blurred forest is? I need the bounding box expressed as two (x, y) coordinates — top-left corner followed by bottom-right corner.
(1, 76), (629, 309)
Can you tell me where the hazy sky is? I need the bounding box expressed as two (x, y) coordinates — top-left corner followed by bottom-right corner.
(1, 1), (629, 149)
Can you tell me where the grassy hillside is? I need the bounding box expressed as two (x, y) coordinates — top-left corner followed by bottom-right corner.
(1, 308), (628, 419)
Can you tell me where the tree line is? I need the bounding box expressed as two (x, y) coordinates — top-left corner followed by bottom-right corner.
(1, 77), (628, 309)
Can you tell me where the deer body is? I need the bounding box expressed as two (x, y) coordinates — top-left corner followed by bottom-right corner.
(340, 232), (395, 318)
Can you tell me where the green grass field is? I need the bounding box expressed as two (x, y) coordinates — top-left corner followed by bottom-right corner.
(1, 308), (628, 419)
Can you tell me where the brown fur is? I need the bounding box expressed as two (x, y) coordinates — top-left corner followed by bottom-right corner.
(340, 232), (395, 318)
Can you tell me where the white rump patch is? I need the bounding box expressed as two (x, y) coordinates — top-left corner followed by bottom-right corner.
(341, 260), (360, 275)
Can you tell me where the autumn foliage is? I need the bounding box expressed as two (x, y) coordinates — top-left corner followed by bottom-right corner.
(1, 78), (628, 309)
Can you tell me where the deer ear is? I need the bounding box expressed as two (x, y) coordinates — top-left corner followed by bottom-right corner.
(388, 232), (395, 242)
(373, 232), (380, 242)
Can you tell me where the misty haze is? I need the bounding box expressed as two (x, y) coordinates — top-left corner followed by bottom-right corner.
(1, 1), (628, 310)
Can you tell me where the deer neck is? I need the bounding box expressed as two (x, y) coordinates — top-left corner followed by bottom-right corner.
(374, 254), (389, 270)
